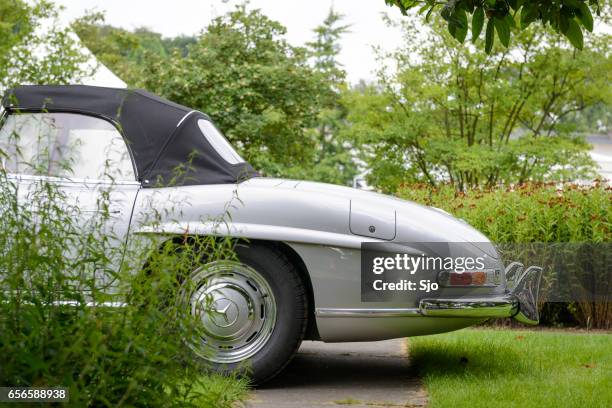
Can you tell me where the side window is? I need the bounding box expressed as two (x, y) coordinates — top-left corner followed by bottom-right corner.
(197, 119), (244, 165)
(0, 112), (135, 181)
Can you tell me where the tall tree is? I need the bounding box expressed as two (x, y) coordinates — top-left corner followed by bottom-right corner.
(73, 14), (196, 86)
(307, 9), (350, 86)
(292, 8), (358, 185)
(345, 12), (611, 192)
(137, 5), (327, 175)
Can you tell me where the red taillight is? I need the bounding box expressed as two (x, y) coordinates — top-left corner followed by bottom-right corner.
(450, 272), (472, 285)
(439, 269), (499, 287)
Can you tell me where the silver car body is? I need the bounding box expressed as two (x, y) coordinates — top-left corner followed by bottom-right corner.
(130, 177), (541, 341)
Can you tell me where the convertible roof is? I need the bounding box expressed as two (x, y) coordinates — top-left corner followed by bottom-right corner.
(1, 85), (257, 186)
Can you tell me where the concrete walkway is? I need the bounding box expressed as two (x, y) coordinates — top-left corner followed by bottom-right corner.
(247, 339), (427, 408)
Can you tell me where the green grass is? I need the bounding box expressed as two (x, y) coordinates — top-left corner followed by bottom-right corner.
(409, 328), (612, 408)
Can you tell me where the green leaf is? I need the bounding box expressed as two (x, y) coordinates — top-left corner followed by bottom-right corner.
(494, 17), (510, 47)
(577, 2), (594, 32)
(425, 5), (435, 22)
(520, 4), (539, 29)
(387, 0), (408, 15)
(472, 7), (484, 43)
(485, 18), (494, 53)
(565, 18), (584, 50)
(441, 3), (453, 21)
(559, 9), (571, 34)
(452, 7), (469, 43)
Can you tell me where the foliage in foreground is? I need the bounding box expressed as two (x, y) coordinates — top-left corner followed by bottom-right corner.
(385, 0), (602, 52)
(409, 328), (612, 408)
(0, 173), (248, 407)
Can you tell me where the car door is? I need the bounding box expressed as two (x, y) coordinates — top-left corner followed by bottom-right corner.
(0, 111), (140, 292)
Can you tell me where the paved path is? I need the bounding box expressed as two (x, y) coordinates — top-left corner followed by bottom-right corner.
(247, 339), (427, 408)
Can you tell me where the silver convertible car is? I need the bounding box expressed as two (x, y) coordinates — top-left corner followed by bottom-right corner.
(1, 85), (542, 383)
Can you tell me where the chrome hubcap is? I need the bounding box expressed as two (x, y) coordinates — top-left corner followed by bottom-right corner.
(182, 261), (277, 364)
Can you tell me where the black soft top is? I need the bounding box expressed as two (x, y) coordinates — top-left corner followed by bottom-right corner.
(1, 85), (257, 186)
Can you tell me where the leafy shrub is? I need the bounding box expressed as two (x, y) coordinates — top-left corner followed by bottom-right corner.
(0, 172), (248, 407)
(398, 182), (611, 243)
(398, 182), (611, 328)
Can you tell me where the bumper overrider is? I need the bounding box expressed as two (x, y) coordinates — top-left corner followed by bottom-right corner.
(419, 263), (543, 325)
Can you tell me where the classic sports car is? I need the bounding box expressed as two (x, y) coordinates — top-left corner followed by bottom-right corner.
(1, 85), (542, 383)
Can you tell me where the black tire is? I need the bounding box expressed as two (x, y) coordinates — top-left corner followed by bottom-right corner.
(197, 243), (308, 385)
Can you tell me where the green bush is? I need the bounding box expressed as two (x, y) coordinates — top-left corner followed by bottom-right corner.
(397, 182), (611, 328)
(398, 182), (611, 243)
(0, 172), (248, 407)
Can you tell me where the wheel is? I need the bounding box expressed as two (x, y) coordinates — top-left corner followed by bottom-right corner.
(180, 243), (308, 384)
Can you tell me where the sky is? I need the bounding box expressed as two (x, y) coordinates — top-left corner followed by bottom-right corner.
(56, 0), (405, 85)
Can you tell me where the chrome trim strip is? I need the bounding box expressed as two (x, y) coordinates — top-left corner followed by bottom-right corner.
(1, 299), (128, 308)
(5, 173), (141, 186)
(52, 301), (127, 308)
(176, 110), (197, 128)
(316, 303), (516, 319)
(316, 308), (421, 318)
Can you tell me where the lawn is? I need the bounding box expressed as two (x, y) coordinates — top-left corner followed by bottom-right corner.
(408, 328), (612, 408)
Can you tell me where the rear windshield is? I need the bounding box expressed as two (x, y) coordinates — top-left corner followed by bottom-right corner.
(197, 119), (244, 165)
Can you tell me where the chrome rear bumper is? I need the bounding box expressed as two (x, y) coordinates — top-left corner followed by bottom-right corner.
(419, 265), (543, 325)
